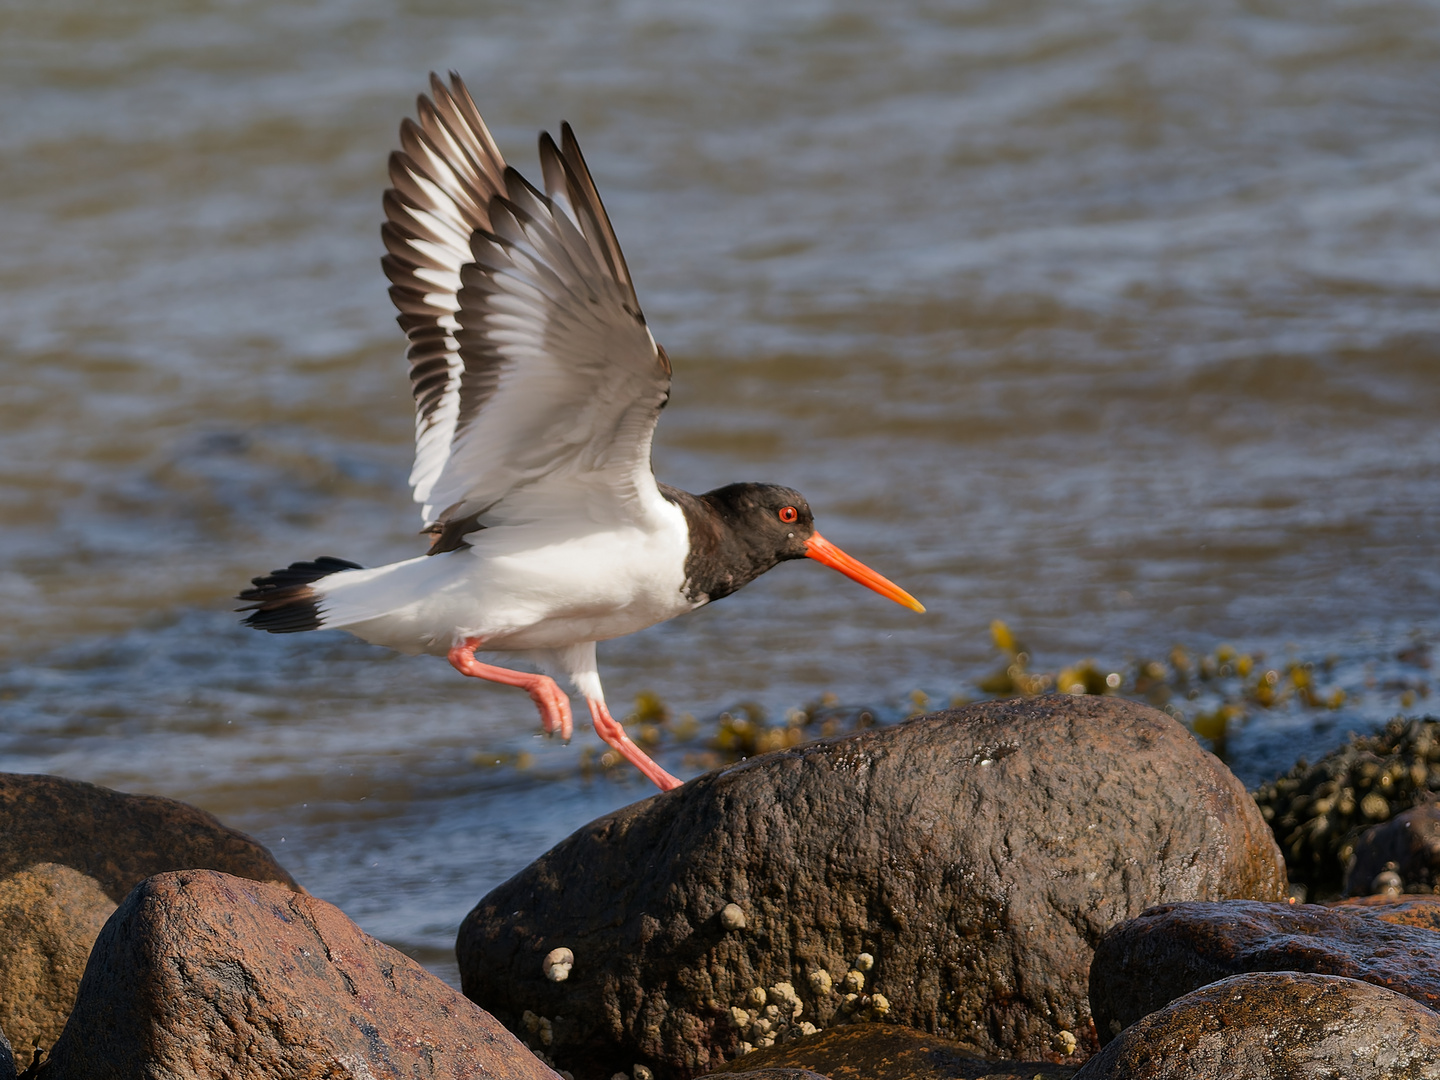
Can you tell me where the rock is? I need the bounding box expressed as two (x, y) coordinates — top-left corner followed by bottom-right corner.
(0, 775), (298, 1064)
(43, 870), (558, 1080)
(1330, 893), (1440, 930)
(1089, 899), (1440, 1040)
(458, 697), (1285, 1077)
(0, 1026), (15, 1080)
(0, 864), (116, 1058)
(715, 1072), (830, 1080)
(1252, 716), (1440, 897)
(0, 773), (298, 901)
(1073, 972), (1440, 1079)
(1345, 803), (1440, 896)
(705, 1024), (1077, 1080)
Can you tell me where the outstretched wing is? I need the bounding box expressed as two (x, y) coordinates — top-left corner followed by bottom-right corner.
(382, 73), (671, 548)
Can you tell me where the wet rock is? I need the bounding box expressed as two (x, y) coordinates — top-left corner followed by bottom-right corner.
(458, 697), (1285, 1078)
(0, 776), (298, 1064)
(1330, 893), (1440, 930)
(1345, 803), (1440, 896)
(1074, 972), (1440, 1079)
(0, 864), (116, 1058)
(705, 1024), (1076, 1080)
(1252, 715), (1440, 898)
(0, 773), (298, 901)
(42, 869), (557, 1080)
(715, 1072), (829, 1080)
(1089, 899), (1440, 1040)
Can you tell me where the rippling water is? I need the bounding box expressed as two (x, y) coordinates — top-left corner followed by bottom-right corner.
(2, 1), (1438, 983)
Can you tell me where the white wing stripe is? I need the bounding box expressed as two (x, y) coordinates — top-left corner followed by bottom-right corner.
(404, 237), (466, 269)
(396, 203), (472, 255)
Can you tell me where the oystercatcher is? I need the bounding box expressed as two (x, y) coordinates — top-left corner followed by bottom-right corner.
(238, 73), (924, 791)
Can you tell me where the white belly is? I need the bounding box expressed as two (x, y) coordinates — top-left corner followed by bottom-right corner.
(317, 500), (698, 656)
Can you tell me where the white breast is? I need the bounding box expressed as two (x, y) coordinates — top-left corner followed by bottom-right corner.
(320, 489), (697, 655)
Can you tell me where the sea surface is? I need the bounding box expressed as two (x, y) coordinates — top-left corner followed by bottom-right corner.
(1, 0), (1437, 984)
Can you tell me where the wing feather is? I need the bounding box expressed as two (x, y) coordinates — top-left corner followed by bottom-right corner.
(557, 124), (640, 314)
(382, 73), (670, 535)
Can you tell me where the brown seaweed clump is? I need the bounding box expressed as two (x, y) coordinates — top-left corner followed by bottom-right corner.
(1252, 716), (1440, 898)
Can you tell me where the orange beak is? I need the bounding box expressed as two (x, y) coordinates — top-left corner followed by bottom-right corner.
(804, 533), (926, 613)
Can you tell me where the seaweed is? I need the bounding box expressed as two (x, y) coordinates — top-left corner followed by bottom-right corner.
(1251, 717), (1440, 898)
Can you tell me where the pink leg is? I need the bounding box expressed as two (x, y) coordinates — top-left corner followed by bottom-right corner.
(587, 698), (683, 792)
(448, 637), (573, 741)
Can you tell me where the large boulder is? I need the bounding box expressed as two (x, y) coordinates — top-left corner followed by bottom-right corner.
(1089, 899), (1440, 1040)
(704, 1023), (1077, 1080)
(0, 773), (298, 901)
(0, 774), (298, 1062)
(1074, 972), (1440, 1079)
(0, 864), (116, 1058)
(43, 870), (558, 1080)
(458, 697), (1285, 1078)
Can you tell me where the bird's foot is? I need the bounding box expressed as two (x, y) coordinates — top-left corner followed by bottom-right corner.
(447, 637), (574, 741)
(587, 699), (683, 792)
(528, 679), (574, 741)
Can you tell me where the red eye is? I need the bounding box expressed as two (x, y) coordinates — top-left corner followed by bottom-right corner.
(778, 506), (798, 524)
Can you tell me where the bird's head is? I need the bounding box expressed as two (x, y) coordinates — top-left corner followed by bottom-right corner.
(701, 482), (925, 612)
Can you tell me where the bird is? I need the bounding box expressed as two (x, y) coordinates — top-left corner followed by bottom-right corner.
(237, 72), (924, 792)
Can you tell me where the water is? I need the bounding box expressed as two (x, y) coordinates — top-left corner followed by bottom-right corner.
(1, 0), (1437, 984)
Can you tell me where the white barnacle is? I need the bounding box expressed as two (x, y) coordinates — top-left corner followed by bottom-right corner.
(729, 1006), (750, 1029)
(843, 969), (865, 993)
(869, 993), (890, 1018)
(522, 1010), (541, 1034)
(769, 981), (803, 1019)
(799, 1021), (818, 1036)
(543, 947), (575, 982)
(855, 952), (874, 972)
(808, 969), (832, 995)
(720, 903), (747, 930)
(633, 1066), (654, 1080)
(747, 985), (767, 1007)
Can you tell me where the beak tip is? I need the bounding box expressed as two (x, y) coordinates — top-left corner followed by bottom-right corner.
(805, 532), (925, 614)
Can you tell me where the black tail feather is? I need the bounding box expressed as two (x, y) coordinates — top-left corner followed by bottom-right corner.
(237, 556), (362, 633)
